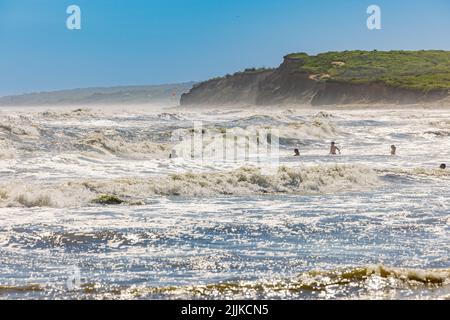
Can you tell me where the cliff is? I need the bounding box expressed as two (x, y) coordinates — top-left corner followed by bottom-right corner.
(181, 51), (450, 107)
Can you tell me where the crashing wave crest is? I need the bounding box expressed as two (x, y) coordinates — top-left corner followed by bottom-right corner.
(4, 265), (447, 299)
(133, 265), (450, 299)
(0, 116), (40, 138)
(0, 164), (380, 208)
(74, 130), (170, 159)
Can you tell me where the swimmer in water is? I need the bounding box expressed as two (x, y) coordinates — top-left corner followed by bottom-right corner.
(329, 142), (341, 155)
(440, 163), (446, 170)
(391, 145), (397, 155)
(294, 148), (300, 157)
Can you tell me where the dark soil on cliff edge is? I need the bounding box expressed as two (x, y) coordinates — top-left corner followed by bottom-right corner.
(181, 50), (450, 107)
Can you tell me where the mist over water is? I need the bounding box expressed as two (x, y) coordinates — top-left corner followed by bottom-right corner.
(0, 106), (449, 299)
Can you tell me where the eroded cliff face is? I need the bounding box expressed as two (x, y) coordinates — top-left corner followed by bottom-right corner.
(310, 81), (448, 106)
(180, 56), (449, 107)
(180, 70), (273, 106)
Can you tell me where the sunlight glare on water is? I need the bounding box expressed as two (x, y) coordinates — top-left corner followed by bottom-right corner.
(0, 107), (449, 299)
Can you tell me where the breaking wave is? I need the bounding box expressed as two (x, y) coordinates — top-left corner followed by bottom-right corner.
(38, 108), (98, 119)
(0, 165), (380, 208)
(169, 116), (340, 158)
(123, 265), (450, 299)
(0, 116), (41, 138)
(227, 113), (339, 140)
(277, 118), (339, 142)
(1, 109), (341, 160)
(74, 130), (170, 159)
(4, 265), (448, 299)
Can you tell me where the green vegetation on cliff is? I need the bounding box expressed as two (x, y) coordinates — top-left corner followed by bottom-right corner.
(285, 50), (450, 91)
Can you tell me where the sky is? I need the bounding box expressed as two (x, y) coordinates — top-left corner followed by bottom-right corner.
(0, 0), (449, 96)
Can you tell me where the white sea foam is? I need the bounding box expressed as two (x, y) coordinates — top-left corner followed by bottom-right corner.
(0, 164), (380, 208)
(74, 130), (171, 159)
(1, 106), (450, 300)
(0, 115), (41, 138)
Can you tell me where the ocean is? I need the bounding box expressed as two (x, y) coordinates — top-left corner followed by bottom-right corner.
(0, 106), (449, 299)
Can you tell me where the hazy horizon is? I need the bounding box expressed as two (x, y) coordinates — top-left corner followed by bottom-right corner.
(0, 82), (195, 98)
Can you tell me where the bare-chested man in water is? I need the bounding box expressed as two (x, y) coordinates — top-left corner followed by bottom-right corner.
(329, 142), (341, 155)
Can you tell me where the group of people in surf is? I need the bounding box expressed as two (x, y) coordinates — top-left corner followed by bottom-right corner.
(293, 141), (342, 157)
(293, 142), (447, 170)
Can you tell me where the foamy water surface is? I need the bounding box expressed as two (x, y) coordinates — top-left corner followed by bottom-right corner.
(0, 106), (449, 299)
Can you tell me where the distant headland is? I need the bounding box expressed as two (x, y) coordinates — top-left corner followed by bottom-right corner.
(0, 83), (194, 107)
(181, 50), (450, 107)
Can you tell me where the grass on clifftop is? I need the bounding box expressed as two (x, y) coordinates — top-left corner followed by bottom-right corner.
(286, 50), (450, 91)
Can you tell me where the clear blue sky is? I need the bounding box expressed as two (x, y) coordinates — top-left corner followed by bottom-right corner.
(1, 0), (449, 96)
